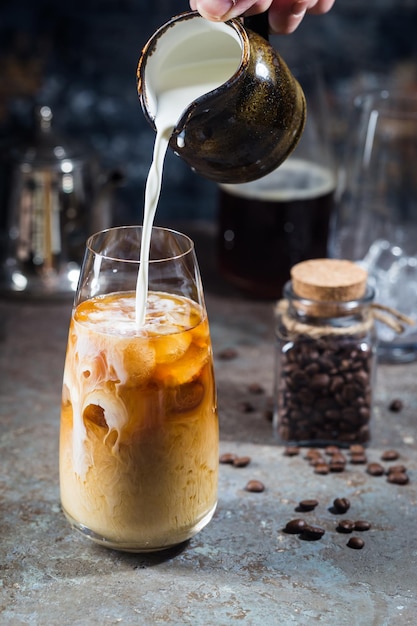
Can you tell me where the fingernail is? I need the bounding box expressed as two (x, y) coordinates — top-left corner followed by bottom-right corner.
(220, 0), (238, 19)
(291, 0), (308, 17)
(197, 0), (238, 20)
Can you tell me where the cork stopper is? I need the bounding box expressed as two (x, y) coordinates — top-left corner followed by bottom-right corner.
(291, 259), (368, 302)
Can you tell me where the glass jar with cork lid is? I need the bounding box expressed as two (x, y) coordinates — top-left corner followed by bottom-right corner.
(274, 259), (377, 447)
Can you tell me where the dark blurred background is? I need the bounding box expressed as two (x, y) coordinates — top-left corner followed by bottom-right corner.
(0, 0), (416, 228)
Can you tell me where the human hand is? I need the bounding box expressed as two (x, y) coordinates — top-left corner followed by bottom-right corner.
(189, 0), (335, 34)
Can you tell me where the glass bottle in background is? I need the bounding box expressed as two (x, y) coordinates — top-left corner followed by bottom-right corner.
(216, 63), (337, 299)
(329, 90), (417, 362)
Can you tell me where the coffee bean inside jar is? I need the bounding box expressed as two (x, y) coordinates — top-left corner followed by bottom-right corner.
(274, 259), (377, 446)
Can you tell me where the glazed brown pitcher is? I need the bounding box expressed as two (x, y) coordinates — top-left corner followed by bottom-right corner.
(137, 11), (306, 184)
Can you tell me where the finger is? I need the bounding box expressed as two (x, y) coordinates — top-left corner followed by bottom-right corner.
(306, 0), (335, 15)
(190, 0), (270, 21)
(269, 0), (333, 34)
(268, 0), (308, 34)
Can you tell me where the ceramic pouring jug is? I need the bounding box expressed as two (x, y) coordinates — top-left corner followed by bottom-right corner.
(136, 11), (306, 184)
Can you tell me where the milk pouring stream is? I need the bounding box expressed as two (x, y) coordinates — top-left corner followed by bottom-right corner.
(136, 55), (241, 326)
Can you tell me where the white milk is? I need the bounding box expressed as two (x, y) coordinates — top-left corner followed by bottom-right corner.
(135, 57), (240, 327)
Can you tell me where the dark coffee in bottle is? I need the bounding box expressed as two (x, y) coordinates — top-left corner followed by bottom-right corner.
(217, 158), (336, 299)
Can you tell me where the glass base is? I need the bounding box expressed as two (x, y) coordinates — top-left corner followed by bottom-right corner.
(62, 502), (217, 553)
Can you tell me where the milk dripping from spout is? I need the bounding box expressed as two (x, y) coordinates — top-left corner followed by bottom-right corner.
(134, 20), (241, 326)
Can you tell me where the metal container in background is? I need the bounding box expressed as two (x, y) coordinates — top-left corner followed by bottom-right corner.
(0, 105), (120, 298)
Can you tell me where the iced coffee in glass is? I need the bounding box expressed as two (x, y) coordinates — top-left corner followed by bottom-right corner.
(60, 226), (218, 551)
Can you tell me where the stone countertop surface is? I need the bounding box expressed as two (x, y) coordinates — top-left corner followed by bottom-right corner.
(1, 228), (417, 625)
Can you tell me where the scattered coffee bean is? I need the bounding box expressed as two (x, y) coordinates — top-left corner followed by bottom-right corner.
(331, 452), (347, 464)
(219, 452), (237, 464)
(233, 456), (251, 468)
(354, 520), (371, 531)
(389, 398), (403, 412)
(381, 449), (400, 461)
(349, 444), (366, 455)
(238, 401), (255, 413)
(304, 449), (323, 461)
(337, 519), (355, 533)
(310, 455), (326, 467)
(245, 479), (265, 492)
(332, 497), (351, 514)
(325, 445), (341, 456)
(300, 525), (326, 541)
(350, 453), (367, 464)
(298, 499), (319, 512)
(314, 463), (330, 475)
(367, 462), (385, 476)
(218, 347), (238, 360)
(347, 537), (365, 550)
(284, 446), (300, 457)
(386, 464), (407, 475)
(329, 461), (346, 473)
(248, 382), (265, 395)
(284, 518), (307, 534)
(387, 472), (409, 485)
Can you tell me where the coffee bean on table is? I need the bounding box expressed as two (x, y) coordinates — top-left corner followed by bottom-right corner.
(329, 460), (346, 472)
(218, 347), (238, 360)
(300, 525), (325, 541)
(349, 444), (366, 455)
(331, 452), (347, 464)
(367, 462), (385, 476)
(284, 446), (300, 457)
(245, 479), (265, 492)
(354, 520), (371, 531)
(238, 401), (255, 413)
(389, 398), (403, 412)
(347, 537), (365, 549)
(284, 518), (307, 534)
(387, 472), (409, 485)
(386, 464), (407, 475)
(314, 463), (330, 475)
(219, 452), (237, 464)
(305, 449), (322, 461)
(325, 445), (340, 456)
(233, 456), (251, 467)
(332, 497), (351, 514)
(297, 499), (319, 512)
(248, 382), (265, 395)
(337, 519), (355, 533)
(350, 453), (367, 464)
(381, 449), (400, 461)
(309, 455), (325, 466)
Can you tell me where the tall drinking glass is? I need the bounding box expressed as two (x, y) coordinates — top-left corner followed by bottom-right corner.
(59, 226), (218, 552)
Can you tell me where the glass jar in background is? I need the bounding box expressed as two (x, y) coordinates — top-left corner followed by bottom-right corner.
(274, 259), (377, 447)
(329, 89), (417, 362)
(216, 63), (337, 299)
